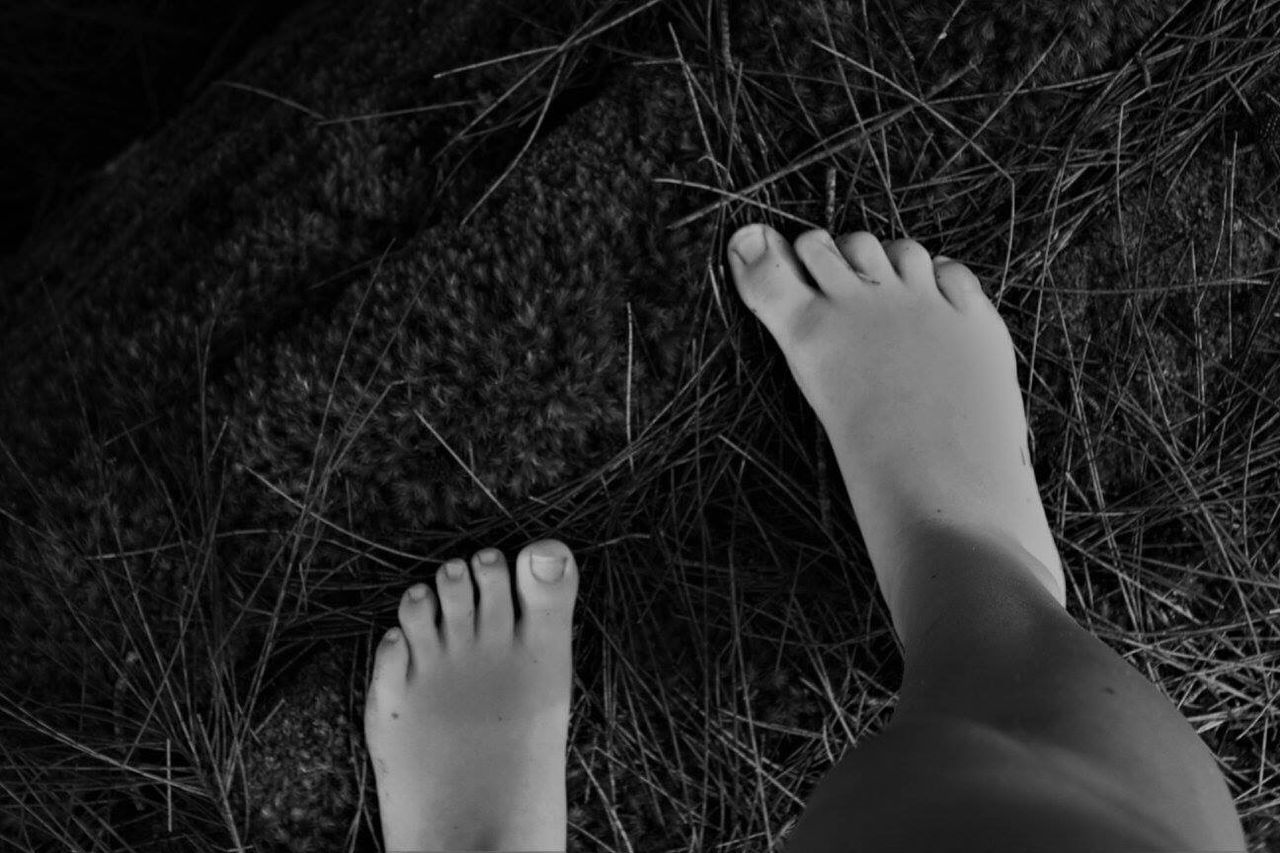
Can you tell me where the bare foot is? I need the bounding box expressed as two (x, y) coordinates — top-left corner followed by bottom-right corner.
(727, 225), (1065, 632)
(364, 540), (578, 852)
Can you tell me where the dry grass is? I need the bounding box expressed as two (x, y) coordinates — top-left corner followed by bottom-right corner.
(2, 0), (1279, 850)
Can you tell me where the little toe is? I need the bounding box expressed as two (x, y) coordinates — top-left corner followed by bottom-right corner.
(513, 539), (579, 643)
(835, 231), (898, 286)
(366, 626), (409, 715)
(883, 238), (937, 291)
(435, 558), (476, 646)
(933, 255), (987, 311)
(471, 548), (515, 644)
(397, 582), (439, 661)
(727, 223), (821, 341)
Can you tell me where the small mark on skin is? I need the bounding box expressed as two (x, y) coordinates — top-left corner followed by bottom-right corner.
(1103, 686), (1116, 696)
(1020, 447), (1028, 467)
(391, 712), (399, 720)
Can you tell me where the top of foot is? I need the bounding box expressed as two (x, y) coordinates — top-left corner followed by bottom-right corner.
(364, 540), (578, 853)
(726, 225), (1066, 626)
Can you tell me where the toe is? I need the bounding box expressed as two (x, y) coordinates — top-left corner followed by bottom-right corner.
(366, 626), (409, 718)
(435, 558), (476, 647)
(727, 223), (821, 341)
(397, 582), (439, 662)
(933, 255), (987, 311)
(793, 228), (866, 297)
(471, 548), (514, 644)
(835, 231), (897, 286)
(513, 539), (579, 643)
(883, 238), (936, 291)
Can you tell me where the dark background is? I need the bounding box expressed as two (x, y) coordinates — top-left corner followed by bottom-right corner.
(0, 0), (315, 259)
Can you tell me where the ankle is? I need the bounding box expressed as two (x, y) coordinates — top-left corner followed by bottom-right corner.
(881, 520), (1065, 647)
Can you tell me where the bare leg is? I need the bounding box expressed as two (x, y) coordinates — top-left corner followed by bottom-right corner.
(726, 225), (1247, 852)
(782, 525), (1246, 852)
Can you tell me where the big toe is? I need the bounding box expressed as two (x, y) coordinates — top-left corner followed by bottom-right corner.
(727, 224), (818, 341)
(513, 539), (579, 643)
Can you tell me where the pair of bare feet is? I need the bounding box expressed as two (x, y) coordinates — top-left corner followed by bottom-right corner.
(362, 225), (1067, 851)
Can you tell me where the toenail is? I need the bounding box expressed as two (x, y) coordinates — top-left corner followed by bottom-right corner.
(531, 554), (566, 582)
(407, 584), (426, 601)
(445, 561), (465, 580)
(384, 627), (400, 643)
(731, 226), (767, 264)
(478, 548), (499, 565)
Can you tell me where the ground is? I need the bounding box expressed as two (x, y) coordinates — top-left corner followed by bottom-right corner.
(1, 0), (1277, 850)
